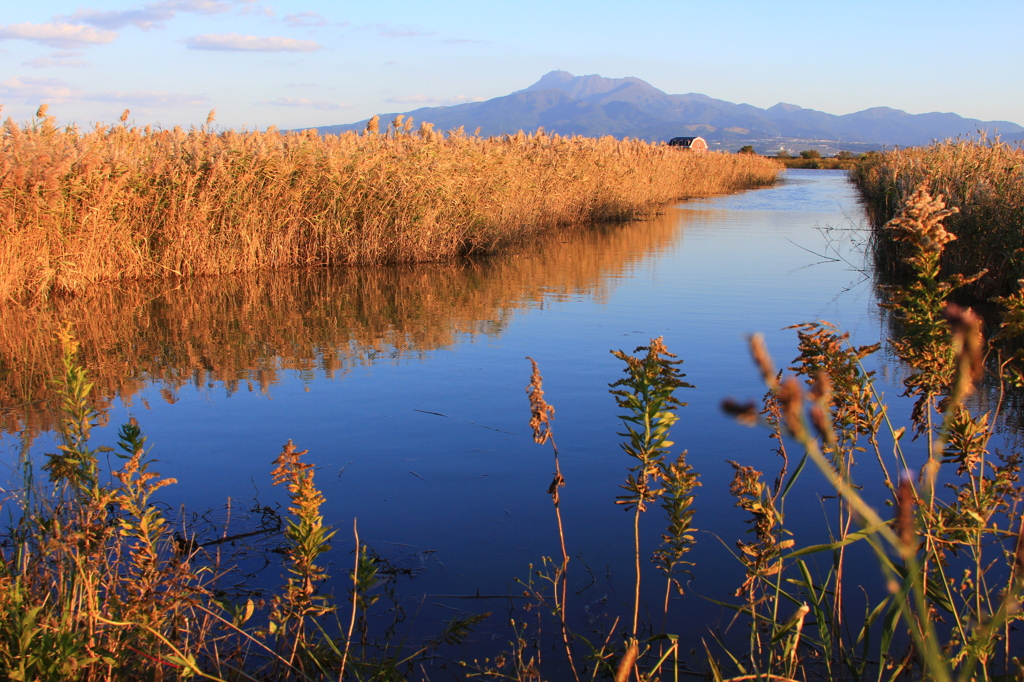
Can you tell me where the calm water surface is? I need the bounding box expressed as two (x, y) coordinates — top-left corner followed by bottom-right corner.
(3, 169), (907, 649)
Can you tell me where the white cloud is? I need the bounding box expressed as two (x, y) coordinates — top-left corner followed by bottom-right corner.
(237, 3), (274, 18)
(86, 90), (210, 107)
(60, 0), (253, 31)
(385, 94), (484, 106)
(0, 76), (81, 103)
(183, 33), (321, 52)
(259, 97), (348, 110)
(61, 7), (175, 31)
(284, 12), (328, 28)
(284, 82), (319, 88)
(160, 0), (253, 13)
(0, 22), (118, 48)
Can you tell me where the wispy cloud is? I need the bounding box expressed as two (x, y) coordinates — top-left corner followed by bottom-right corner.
(23, 54), (91, 68)
(0, 22), (118, 48)
(284, 12), (328, 28)
(443, 38), (487, 44)
(183, 33), (321, 52)
(86, 90), (210, 106)
(60, 7), (175, 31)
(284, 82), (319, 88)
(0, 76), (81, 102)
(237, 3), (274, 18)
(0, 76), (205, 108)
(385, 94), (483, 106)
(362, 23), (434, 38)
(258, 97), (348, 110)
(60, 0), (253, 31)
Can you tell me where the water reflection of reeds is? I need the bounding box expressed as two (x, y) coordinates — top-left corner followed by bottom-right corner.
(0, 209), (688, 435)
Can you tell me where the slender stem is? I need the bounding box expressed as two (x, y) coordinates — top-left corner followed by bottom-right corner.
(632, 503), (642, 636)
(340, 518), (359, 681)
(549, 438), (579, 682)
(662, 577), (671, 633)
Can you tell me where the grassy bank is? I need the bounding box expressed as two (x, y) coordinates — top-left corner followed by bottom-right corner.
(852, 138), (1024, 297)
(0, 108), (781, 303)
(5, 184), (1024, 679)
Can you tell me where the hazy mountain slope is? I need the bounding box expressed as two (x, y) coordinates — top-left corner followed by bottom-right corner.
(309, 70), (1023, 148)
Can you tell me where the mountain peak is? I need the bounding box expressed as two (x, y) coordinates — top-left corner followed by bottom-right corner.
(767, 103), (803, 114)
(521, 70), (577, 90)
(517, 70), (663, 101)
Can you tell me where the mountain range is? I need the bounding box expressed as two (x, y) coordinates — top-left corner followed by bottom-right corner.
(309, 71), (1024, 152)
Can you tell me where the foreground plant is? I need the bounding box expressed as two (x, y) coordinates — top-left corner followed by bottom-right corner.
(0, 329), (210, 680)
(717, 185), (1024, 681)
(525, 357), (579, 680)
(269, 440), (337, 675)
(1, 332), (488, 681)
(609, 337), (697, 639)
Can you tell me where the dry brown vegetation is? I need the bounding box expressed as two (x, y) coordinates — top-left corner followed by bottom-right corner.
(0, 107), (781, 303)
(853, 138), (1024, 296)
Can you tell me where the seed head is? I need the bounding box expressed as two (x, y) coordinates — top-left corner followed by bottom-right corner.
(943, 302), (985, 398)
(884, 183), (959, 256)
(749, 333), (778, 389)
(721, 398), (759, 426)
(526, 357), (555, 445)
(895, 473), (917, 557)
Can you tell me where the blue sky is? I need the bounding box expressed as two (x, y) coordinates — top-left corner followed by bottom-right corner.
(2, 0), (1022, 131)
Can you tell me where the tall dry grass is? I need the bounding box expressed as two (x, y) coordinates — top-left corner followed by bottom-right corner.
(0, 107), (781, 303)
(852, 138), (1024, 296)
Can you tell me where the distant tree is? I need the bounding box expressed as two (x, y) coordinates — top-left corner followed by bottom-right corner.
(799, 149), (822, 159)
(836, 150), (857, 159)
(737, 145), (756, 155)
(776, 150), (792, 159)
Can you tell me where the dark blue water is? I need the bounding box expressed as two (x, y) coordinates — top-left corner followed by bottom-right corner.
(3, 169), (917, 657)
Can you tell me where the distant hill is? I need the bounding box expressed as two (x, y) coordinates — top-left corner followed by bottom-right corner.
(308, 70), (1023, 152)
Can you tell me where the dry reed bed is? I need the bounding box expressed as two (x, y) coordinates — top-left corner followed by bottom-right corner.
(0, 110), (781, 303)
(852, 138), (1024, 296)
(0, 209), (689, 435)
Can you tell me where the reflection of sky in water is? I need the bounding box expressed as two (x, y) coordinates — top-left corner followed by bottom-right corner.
(681, 169), (864, 213)
(1, 169), (904, 651)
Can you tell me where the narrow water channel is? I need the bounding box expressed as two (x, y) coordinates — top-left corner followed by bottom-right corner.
(2, 169), (895, 653)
